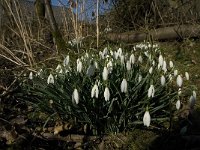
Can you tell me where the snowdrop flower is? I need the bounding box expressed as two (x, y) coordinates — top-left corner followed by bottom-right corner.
(143, 110), (151, 127)
(138, 55), (143, 63)
(91, 84), (99, 98)
(94, 61), (98, 69)
(130, 54), (135, 65)
(72, 89), (79, 104)
(178, 88), (182, 95)
(149, 67), (153, 74)
(29, 72), (33, 80)
(120, 55), (125, 65)
(185, 72), (189, 80)
(176, 75), (183, 87)
(56, 64), (63, 73)
(47, 74), (54, 84)
(162, 60), (167, 73)
(148, 85), (155, 98)
(176, 100), (181, 110)
(63, 55), (69, 66)
(86, 64), (95, 77)
(102, 66), (108, 81)
(169, 61), (174, 68)
(158, 54), (164, 66)
(174, 70), (178, 76)
(161, 75), (166, 86)
(114, 51), (119, 59)
(77, 59), (83, 73)
(104, 87), (110, 101)
(121, 79), (128, 93)
(152, 60), (155, 66)
(126, 61), (131, 71)
(138, 74), (142, 83)
(189, 95), (196, 109)
(107, 60), (113, 73)
(117, 48), (122, 57)
(169, 74), (173, 81)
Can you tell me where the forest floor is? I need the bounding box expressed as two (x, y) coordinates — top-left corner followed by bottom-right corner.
(1, 40), (200, 149)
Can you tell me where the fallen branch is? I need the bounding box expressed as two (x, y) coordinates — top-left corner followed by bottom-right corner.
(106, 25), (200, 42)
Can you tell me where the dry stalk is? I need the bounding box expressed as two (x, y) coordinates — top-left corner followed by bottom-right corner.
(96, 0), (99, 49)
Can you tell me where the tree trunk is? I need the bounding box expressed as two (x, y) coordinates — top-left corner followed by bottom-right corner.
(106, 25), (200, 43)
(44, 0), (66, 53)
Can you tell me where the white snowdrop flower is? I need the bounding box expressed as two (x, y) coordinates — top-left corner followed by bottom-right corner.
(185, 72), (189, 80)
(91, 84), (99, 98)
(86, 64), (95, 77)
(178, 88), (182, 95)
(77, 59), (83, 73)
(121, 79), (128, 93)
(157, 63), (161, 70)
(176, 75), (183, 87)
(29, 72), (33, 80)
(130, 54), (135, 65)
(161, 75), (166, 86)
(149, 67), (153, 74)
(102, 66), (108, 81)
(117, 48), (122, 57)
(63, 55), (69, 66)
(56, 64), (63, 73)
(169, 61), (174, 68)
(162, 60), (167, 73)
(138, 55), (143, 63)
(120, 55), (125, 65)
(114, 51), (119, 59)
(174, 70), (178, 76)
(47, 74), (54, 84)
(110, 50), (113, 56)
(176, 100), (181, 110)
(138, 74), (142, 83)
(193, 91), (197, 99)
(72, 89), (79, 104)
(94, 61), (98, 69)
(107, 60), (113, 74)
(148, 85), (155, 98)
(104, 87), (110, 101)
(143, 111), (151, 127)
(36, 69), (43, 76)
(126, 61), (131, 71)
(152, 60), (155, 66)
(102, 47), (108, 58)
(158, 54), (164, 67)
(189, 95), (196, 109)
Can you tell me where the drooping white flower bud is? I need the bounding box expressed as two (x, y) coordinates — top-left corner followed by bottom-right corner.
(161, 75), (166, 86)
(176, 75), (183, 87)
(126, 61), (131, 71)
(169, 61), (174, 68)
(117, 48), (122, 57)
(77, 59), (83, 73)
(169, 74), (173, 81)
(121, 79), (128, 93)
(138, 74), (142, 83)
(189, 95), (196, 109)
(47, 74), (54, 84)
(176, 100), (181, 110)
(148, 85), (155, 98)
(143, 110), (151, 127)
(107, 60), (113, 73)
(149, 67), (153, 74)
(102, 66), (108, 81)
(120, 55), (125, 65)
(138, 55), (143, 63)
(162, 60), (167, 73)
(130, 54), (135, 65)
(178, 88), (182, 95)
(56, 64), (63, 73)
(158, 54), (164, 67)
(185, 72), (189, 80)
(174, 70), (178, 76)
(63, 55), (69, 67)
(72, 88), (79, 104)
(91, 84), (99, 98)
(29, 72), (33, 80)
(104, 87), (110, 101)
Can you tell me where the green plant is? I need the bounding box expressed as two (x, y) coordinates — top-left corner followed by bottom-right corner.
(20, 42), (196, 135)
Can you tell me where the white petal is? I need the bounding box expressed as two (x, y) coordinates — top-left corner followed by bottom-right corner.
(176, 100), (181, 110)
(158, 54), (164, 66)
(121, 79), (128, 93)
(189, 95), (196, 108)
(149, 67), (153, 74)
(130, 54), (135, 65)
(29, 72), (33, 80)
(126, 61), (131, 71)
(185, 72), (189, 80)
(63, 55), (70, 66)
(169, 61), (174, 68)
(73, 89), (79, 104)
(176, 75), (183, 87)
(161, 75), (166, 86)
(104, 87), (110, 101)
(143, 111), (151, 127)
(47, 74), (54, 84)
(102, 67), (108, 81)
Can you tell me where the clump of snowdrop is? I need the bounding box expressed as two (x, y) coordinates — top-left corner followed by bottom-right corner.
(22, 42), (197, 134)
